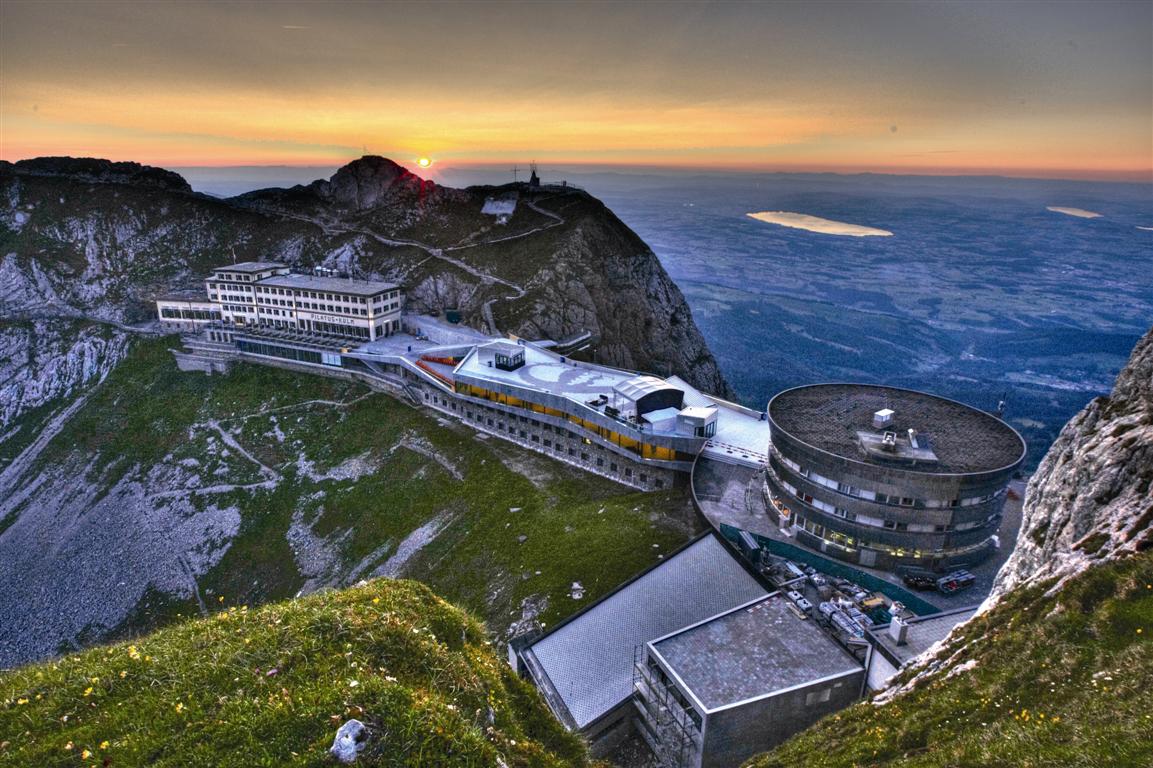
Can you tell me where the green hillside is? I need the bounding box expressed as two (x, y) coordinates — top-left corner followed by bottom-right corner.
(745, 551), (1153, 768)
(0, 579), (591, 767)
(3, 334), (696, 659)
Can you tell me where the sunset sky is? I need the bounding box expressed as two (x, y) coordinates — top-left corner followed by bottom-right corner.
(2, 1), (1150, 180)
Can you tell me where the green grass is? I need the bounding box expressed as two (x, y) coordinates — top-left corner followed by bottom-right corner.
(23, 334), (698, 646)
(745, 551), (1153, 768)
(0, 580), (593, 767)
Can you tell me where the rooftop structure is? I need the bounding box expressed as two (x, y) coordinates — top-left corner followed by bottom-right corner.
(765, 384), (1025, 572)
(517, 533), (768, 737)
(651, 595), (863, 712)
(257, 273), (401, 297)
(768, 384), (1025, 475)
(216, 261), (286, 273)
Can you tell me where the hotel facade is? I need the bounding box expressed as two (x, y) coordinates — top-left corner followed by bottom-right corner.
(157, 261), (402, 341)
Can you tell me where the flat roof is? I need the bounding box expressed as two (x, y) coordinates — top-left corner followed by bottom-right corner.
(768, 384), (1025, 475)
(454, 343), (770, 458)
(869, 605), (979, 667)
(258, 274), (400, 297)
(652, 595), (862, 711)
(213, 261), (284, 273)
(523, 533), (768, 729)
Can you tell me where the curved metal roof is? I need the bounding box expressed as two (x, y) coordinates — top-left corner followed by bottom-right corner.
(613, 374), (681, 402)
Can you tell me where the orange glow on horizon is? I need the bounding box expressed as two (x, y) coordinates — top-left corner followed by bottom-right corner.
(2, 3), (1148, 184)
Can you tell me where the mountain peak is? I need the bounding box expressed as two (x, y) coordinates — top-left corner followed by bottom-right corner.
(319, 155), (430, 210)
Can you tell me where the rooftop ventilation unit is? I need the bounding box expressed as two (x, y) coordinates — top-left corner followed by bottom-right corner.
(907, 428), (919, 448)
(873, 408), (895, 429)
(888, 614), (910, 645)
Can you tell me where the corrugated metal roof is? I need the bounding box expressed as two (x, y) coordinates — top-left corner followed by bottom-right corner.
(613, 375), (681, 402)
(523, 533), (768, 730)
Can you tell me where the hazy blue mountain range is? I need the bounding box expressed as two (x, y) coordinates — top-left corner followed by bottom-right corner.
(177, 165), (1153, 468)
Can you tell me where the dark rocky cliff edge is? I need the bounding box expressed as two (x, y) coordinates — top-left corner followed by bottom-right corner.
(0, 155), (730, 397)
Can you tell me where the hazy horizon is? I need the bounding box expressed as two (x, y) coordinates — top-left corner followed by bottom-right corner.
(3, 1), (1150, 180)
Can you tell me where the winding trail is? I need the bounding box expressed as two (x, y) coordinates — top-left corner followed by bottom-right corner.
(260, 192), (574, 335)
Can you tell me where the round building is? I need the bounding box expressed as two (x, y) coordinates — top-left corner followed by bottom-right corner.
(764, 384), (1025, 572)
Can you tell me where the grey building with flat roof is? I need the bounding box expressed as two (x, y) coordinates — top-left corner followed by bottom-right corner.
(764, 384), (1026, 571)
(514, 533), (769, 753)
(635, 594), (865, 768)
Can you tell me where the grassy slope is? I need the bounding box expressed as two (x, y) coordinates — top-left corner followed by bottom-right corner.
(746, 551), (1153, 768)
(0, 579), (592, 767)
(23, 334), (697, 644)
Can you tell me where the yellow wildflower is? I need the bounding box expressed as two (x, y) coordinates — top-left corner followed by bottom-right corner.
(100, 740), (110, 749)
(81, 749), (92, 759)
(119, 670), (127, 678)
(175, 702), (185, 713)
(83, 687), (94, 697)
(16, 698), (27, 705)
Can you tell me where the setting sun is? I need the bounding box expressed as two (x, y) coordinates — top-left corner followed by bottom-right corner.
(416, 157), (432, 168)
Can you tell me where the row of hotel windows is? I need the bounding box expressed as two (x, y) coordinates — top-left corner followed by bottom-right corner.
(210, 281), (400, 306)
(777, 478), (991, 534)
(792, 512), (995, 560)
(213, 273), (265, 282)
(213, 294), (400, 315)
(775, 452), (999, 509)
(424, 391), (667, 487)
(159, 307), (220, 321)
(453, 382), (694, 463)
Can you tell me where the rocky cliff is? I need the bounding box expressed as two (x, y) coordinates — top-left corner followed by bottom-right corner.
(991, 327), (1152, 598)
(0, 155), (729, 396)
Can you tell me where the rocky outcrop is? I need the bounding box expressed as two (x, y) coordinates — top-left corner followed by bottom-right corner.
(8, 157), (191, 193)
(0, 319), (129, 429)
(871, 326), (1153, 703)
(990, 325), (1153, 597)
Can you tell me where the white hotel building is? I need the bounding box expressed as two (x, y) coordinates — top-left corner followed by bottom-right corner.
(157, 261), (402, 340)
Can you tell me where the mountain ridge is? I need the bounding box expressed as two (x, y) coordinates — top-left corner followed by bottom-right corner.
(0, 154), (731, 398)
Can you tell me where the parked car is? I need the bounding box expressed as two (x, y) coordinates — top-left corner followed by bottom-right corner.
(899, 567), (940, 590)
(937, 570), (976, 594)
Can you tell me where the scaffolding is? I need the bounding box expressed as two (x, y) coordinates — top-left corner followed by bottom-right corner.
(632, 646), (702, 768)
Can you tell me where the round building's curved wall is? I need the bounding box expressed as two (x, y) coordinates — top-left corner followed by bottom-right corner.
(764, 384), (1025, 572)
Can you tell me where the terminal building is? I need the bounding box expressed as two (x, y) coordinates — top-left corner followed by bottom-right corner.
(763, 384), (1025, 572)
